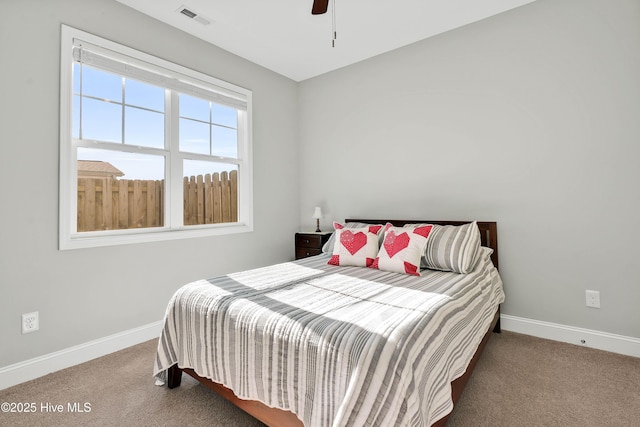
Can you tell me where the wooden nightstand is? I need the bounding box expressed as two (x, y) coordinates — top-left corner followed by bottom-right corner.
(295, 232), (332, 260)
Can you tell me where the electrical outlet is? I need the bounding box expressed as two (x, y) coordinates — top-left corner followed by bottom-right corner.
(585, 290), (600, 308)
(22, 312), (39, 334)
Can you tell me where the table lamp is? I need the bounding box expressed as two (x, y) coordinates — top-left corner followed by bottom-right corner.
(312, 207), (322, 232)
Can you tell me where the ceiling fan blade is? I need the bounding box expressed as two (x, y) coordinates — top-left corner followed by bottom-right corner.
(312, 0), (329, 15)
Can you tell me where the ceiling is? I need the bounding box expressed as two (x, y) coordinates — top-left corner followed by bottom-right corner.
(115, 0), (536, 82)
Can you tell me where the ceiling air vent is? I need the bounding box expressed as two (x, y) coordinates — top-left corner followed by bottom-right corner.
(175, 5), (211, 26)
(179, 8), (197, 19)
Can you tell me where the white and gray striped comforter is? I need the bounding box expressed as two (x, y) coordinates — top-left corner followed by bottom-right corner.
(154, 247), (504, 427)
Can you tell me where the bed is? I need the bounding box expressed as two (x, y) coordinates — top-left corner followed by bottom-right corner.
(154, 219), (504, 426)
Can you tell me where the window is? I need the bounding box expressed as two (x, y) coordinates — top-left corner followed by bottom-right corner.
(59, 26), (253, 249)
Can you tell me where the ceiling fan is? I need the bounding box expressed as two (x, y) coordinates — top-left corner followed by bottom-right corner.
(312, 0), (329, 14)
(312, 0), (337, 47)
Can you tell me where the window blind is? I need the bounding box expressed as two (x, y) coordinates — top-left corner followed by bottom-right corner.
(71, 39), (248, 111)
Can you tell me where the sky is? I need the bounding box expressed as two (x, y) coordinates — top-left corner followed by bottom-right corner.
(74, 64), (239, 180)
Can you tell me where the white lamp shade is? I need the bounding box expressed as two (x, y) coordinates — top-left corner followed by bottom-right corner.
(312, 207), (322, 219)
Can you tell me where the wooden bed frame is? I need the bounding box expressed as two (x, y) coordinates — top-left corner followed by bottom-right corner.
(167, 219), (501, 426)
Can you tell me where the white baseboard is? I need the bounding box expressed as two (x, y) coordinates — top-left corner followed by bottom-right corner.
(501, 315), (640, 358)
(0, 320), (163, 391)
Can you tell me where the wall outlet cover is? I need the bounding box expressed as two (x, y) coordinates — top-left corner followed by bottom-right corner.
(22, 312), (39, 334)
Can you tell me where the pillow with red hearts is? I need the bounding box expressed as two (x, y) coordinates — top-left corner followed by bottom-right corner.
(322, 221), (384, 253)
(327, 225), (383, 267)
(371, 223), (433, 276)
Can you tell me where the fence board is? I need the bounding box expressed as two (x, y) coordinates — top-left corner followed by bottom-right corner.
(221, 171), (230, 223)
(156, 180), (164, 226)
(147, 180), (156, 227)
(205, 174), (213, 224)
(230, 170), (238, 221)
(188, 176), (197, 225)
(196, 175), (204, 225)
(77, 178), (86, 232)
(132, 180), (142, 228)
(118, 180), (128, 229)
(213, 173), (222, 223)
(85, 178), (96, 231)
(104, 179), (113, 230)
(95, 180), (104, 229)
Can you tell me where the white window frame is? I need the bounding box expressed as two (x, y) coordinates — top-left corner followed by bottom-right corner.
(59, 25), (253, 250)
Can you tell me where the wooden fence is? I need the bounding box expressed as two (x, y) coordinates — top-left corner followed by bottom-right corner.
(77, 170), (237, 232)
(183, 170), (238, 226)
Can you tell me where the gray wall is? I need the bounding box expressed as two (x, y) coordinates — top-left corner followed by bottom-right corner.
(2, 0), (638, 370)
(298, 0), (640, 338)
(0, 0), (300, 366)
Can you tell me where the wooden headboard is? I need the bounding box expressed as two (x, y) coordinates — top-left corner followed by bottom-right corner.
(345, 219), (499, 270)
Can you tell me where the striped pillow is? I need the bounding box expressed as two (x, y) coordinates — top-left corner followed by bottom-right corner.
(405, 221), (482, 274)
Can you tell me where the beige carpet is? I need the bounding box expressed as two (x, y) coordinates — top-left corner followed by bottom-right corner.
(1, 331), (638, 426)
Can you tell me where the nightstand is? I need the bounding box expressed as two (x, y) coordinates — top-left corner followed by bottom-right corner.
(295, 232), (332, 260)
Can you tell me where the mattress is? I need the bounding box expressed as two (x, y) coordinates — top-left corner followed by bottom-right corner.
(154, 247), (504, 426)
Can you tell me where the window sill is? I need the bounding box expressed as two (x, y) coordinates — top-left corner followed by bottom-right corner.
(59, 223), (253, 250)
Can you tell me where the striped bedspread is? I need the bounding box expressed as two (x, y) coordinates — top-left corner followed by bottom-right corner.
(154, 247), (504, 427)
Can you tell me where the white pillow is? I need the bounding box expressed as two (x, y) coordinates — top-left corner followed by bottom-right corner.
(371, 223), (433, 276)
(327, 225), (383, 267)
(322, 221), (384, 253)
